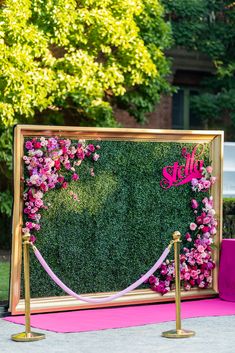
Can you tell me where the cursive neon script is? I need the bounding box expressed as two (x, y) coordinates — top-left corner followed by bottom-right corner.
(160, 144), (204, 189)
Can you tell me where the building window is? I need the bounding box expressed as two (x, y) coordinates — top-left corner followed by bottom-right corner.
(172, 87), (202, 130)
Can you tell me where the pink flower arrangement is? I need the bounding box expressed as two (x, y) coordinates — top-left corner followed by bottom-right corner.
(22, 137), (100, 243)
(191, 166), (216, 192)
(147, 162), (216, 295)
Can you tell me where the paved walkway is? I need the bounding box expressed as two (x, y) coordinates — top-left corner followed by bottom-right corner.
(0, 315), (235, 353)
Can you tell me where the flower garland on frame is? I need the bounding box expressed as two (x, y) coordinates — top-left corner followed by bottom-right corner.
(22, 137), (100, 243)
(147, 165), (217, 295)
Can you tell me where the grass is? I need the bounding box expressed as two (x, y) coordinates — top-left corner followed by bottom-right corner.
(0, 262), (10, 301)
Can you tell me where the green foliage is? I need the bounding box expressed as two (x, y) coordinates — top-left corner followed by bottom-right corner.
(223, 198), (235, 238)
(0, 262), (10, 301)
(162, 0), (235, 139)
(0, 191), (12, 217)
(0, 126), (13, 218)
(26, 141), (209, 298)
(0, 0), (171, 127)
(117, 0), (173, 122)
(162, 0), (233, 59)
(0, 0), (172, 222)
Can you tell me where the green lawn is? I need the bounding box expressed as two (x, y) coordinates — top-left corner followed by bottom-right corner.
(0, 262), (10, 301)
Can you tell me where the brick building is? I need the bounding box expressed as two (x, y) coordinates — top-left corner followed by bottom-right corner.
(115, 48), (215, 130)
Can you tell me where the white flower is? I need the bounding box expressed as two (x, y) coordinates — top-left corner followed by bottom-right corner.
(30, 174), (40, 185)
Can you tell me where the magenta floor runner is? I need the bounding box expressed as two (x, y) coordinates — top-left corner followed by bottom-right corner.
(4, 298), (235, 333)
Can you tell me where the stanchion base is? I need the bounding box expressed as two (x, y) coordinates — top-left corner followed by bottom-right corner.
(11, 332), (46, 342)
(162, 329), (195, 339)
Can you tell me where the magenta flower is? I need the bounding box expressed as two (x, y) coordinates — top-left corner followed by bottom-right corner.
(185, 232), (192, 242)
(29, 235), (37, 244)
(25, 141), (33, 150)
(54, 159), (61, 170)
(58, 176), (65, 184)
(148, 275), (157, 285)
(191, 199), (198, 209)
(87, 144), (95, 152)
(72, 173), (79, 181)
(196, 215), (203, 225)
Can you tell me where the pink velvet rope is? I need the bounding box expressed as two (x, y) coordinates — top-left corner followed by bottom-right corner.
(32, 246), (170, 304)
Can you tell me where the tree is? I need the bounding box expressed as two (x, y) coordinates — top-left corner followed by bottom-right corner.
(0, 0), (172, 233)
(162, 0), (235, 139)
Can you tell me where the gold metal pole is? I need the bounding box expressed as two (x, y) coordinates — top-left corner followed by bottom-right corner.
(162, 231), (195, 339)
(11, 234), (46, 342)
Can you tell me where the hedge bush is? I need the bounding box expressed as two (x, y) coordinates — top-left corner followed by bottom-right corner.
(223, 198), (235, 238)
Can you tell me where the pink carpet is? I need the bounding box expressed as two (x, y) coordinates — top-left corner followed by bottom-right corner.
(4, 298), (235, 333)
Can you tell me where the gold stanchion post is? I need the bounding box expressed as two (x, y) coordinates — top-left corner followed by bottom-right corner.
(11, 234), (46, 342)
(162, 231), (195, 339)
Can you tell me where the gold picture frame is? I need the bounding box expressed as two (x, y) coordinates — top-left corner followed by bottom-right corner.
(9, 125), (223, 314)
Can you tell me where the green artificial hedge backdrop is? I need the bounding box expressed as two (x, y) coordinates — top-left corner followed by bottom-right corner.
(24, 140), (210, 298)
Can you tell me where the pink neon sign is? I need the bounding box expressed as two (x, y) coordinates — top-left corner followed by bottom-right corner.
(160, 144), (204, 189)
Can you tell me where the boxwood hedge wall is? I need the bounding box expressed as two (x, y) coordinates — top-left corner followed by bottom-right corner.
(24, 141), (209, 298)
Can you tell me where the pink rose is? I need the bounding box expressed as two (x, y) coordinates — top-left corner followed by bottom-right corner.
(34, 224), (41, 231)
(72, 173), (79, 181)
(185, 232), (192, 242)
(93, 153), (100, 161)
(202, 226), (210, 233)
(190, 270), (199, 279)
(184, 283), (191, 291)
(160, 264), (168, 275)
(35, 199), (43, 208)
(210, 176), (216, 184)
(77, 149), (85, 160)
(191, 178), (198, 187)
(196, 215), (203, 225)
(148, 275), (156, 285)
(203, 216), (211, 224)
(34, 141), (42, 149)
(191, 199), (198, 209)
(189, 222), (197, 231)
(197, 245), (205, 253)
(58, 176), (64, 183)
(54, 159), (61, 170)
(202, 180), (211, 189)
(65, 162), (71, 170)
(210, 226), (216, 235)
(206, 166), (213, 174)
(198, 281), (205, 288)
(29, 235), (37, 244)
(25, 141), (33, 150)
(62, 182), (68, 189)
(184, 272), (190, 280)
(87, 144), (95, 152)
(40, 182), (48, 192)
